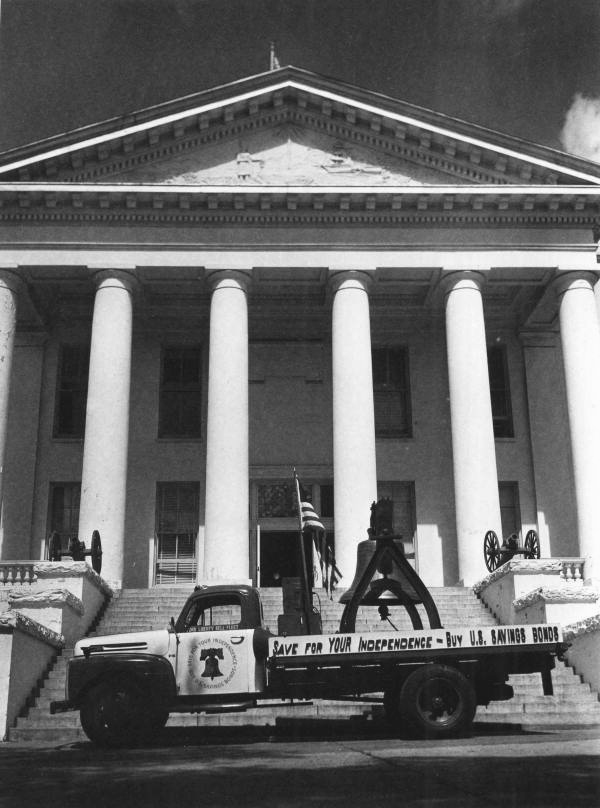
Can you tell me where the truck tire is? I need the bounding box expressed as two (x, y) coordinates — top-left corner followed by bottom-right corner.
(80, 677), (167, 747)
(396, 664), (476, 739)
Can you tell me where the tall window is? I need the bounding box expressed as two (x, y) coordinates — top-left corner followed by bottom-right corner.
(159, 346), (202, 438)
(49, 482), (81, 551)
(499, 482), (521, 539)
(54, 344), (89, 438)
(488, 345), (514, 438)
(155, 482), (199, 584)
(372, 348), (412, 438)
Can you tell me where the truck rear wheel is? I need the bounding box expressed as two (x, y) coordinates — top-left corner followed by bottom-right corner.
(388, 664), (476, 739)
(80, 677), (167, 747)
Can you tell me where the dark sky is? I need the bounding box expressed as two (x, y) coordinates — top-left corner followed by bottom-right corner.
(1, 0), (599, 157)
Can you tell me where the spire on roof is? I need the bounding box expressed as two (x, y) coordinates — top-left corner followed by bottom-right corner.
(269, 42), (281, 71)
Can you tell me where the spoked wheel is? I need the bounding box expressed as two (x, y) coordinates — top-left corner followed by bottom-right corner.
(80, 677), (165, 747)
(483, 530), (501, 572)
(397, 664), (476, 739)
(524, 530), (540, 560)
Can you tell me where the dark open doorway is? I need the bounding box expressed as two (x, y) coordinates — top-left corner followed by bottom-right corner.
(259, 530), (313, 587)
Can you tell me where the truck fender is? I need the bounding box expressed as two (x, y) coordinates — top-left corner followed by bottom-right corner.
(68, 653), (177, 708)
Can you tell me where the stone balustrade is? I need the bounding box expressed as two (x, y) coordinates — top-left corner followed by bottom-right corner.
(0, 562), (38, 587)
(559, 558), (585, 584)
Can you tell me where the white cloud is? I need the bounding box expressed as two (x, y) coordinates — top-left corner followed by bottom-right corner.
(560, 93), (600, 163)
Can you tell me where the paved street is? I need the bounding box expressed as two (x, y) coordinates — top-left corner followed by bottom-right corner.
(1, 722), (599, 808)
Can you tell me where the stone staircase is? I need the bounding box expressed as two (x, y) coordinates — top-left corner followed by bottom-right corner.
(7, 586), (600, 742)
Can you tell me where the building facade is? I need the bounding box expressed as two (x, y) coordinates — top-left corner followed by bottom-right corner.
(0, 67), (599, 590)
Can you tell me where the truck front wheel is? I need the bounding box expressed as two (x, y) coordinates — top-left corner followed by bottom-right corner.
(390, 664), (477, 739)
(80, 677), (167, 747)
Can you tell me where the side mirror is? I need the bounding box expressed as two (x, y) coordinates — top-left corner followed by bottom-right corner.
(169, 616), (176, 632)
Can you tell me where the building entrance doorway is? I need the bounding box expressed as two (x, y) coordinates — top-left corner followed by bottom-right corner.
(258, 530), (313, 587)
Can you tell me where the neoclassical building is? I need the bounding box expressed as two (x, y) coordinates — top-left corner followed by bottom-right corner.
(0, 66), (599, 590)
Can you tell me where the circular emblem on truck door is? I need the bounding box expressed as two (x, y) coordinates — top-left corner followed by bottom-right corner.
(187, 636), (238, 689)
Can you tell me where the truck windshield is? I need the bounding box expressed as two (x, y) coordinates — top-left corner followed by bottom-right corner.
(181, 597), (243, 632)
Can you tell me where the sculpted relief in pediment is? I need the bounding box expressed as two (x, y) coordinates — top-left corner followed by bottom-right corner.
(113, 125), (466, 186)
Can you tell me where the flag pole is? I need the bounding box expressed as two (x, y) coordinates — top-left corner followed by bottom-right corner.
(293, 468), (313, 634)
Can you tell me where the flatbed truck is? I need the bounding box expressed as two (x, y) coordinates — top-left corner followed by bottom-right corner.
(52, 583), (566, 746)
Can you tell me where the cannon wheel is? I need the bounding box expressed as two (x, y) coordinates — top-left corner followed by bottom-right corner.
(524, 529), (540, 560)
(483, 530), (501, 572)
(91, 530), (102, 574)
(47, 531), (62, 562)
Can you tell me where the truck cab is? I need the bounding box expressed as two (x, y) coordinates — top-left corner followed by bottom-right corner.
(63, 585), (273, 746)
(172, 585), (270, 698)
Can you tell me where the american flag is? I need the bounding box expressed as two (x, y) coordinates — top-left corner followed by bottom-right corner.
(300, 501), (325, 533)
(293, 469), (341, 595)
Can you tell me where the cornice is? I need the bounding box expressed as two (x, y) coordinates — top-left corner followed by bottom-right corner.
(1, 185), (599, 228)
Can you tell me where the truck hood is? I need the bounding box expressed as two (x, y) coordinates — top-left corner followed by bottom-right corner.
(73, 629), (171, 658)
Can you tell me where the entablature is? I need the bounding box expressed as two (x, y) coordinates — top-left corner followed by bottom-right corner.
(1, 184), (600, 230)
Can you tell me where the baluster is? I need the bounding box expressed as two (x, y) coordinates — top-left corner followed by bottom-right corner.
(564, 563), (574, 583)
(573, 562), (583, 583)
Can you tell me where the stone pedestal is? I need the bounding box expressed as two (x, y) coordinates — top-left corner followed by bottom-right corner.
(33, 561), (112, 635)
(565, 616), (600, 694)
(0, 611), (62, 740)
(474, 558), (598, 625)
(7, 588), (83, 645)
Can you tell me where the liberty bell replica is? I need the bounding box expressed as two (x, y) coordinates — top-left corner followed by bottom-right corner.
(339, 498), (442, 633)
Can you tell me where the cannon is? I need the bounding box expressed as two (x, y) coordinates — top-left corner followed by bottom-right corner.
(483, 529), (540, 573)
(47, 530), (103, 575)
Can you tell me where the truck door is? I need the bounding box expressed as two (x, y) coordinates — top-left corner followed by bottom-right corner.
(175, 593), (257, 697)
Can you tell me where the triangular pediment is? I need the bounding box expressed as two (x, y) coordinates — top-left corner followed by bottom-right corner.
(1, 66), (599, 187)
(111, 123), (464, 187)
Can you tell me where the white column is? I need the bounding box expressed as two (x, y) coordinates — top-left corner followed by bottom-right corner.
(556, 271), (600, 583)
(0, 269), (20, 559)
(78, 269), (136, 589)
(331, 271), (378, 581)
(443, 271), (501, 585)
(203, 271), (250, 583)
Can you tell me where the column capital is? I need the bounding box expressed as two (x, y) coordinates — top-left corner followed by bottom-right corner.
(439, 270), (486, 297)
(87, 265), (138, 293)
(329, 269), (373, 294)
(205, 268), (252, 293)
(551, 270), (599, 299)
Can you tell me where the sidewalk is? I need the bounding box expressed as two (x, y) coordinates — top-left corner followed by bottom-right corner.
(1, 723), (599, 808)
